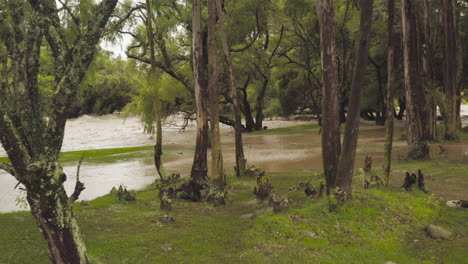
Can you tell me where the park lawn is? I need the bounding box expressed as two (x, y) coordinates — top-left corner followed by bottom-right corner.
(0, 164), (467, 263)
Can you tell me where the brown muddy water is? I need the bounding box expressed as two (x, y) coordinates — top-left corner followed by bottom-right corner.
(0, 108), (467, 212)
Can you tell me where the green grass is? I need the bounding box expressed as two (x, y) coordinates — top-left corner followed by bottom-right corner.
(1, 168), (466, 264)
(252, 124), (320, 135)
(0, 145), (178, 165)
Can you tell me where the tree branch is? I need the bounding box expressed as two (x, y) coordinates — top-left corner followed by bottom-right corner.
(68, 155), (86, 203)
(0, 162), (15, 177)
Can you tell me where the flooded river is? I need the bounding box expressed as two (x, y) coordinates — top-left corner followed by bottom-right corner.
(1, 105), (467, 212)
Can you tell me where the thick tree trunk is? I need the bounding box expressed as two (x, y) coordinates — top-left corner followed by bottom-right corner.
(335, 0), (374, 199)
(27, 176), (89, 264)
(442, 0), (459, 140)
(401, 0), (429, 159)
(145, 0), (165, 179)
(216, 0), (247, 176)
(0, 1), (118, 261)
(190, 0), (209, 182)
(208, 0), (225, 188)
(316, 0), (341, 193)
(384, 0), (396, 186)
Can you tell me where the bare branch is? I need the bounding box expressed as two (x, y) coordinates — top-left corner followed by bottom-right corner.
(68, 155), (86, 204)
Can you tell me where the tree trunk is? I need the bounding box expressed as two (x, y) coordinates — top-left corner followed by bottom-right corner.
(216, 0), (247, 176)
(190, 0), (209, 182)
(316, 0), (341, 193)
(336, 0), (374, 199)
(401, 0), (429, 159)
(208, 0), (225, 188)
(255, 79), (268, 131)
(26, 170), (89, 264)
(384, 0), (396, 186)
(420, 0), (437, 141)
(442, 0), (459, 140)
(239, 76), (255, 132)
(0, 1), (118, 261)
(145, 0), (165, 180)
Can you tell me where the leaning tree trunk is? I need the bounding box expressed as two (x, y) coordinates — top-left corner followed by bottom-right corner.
(401, 0), (429, 159)
(442, 0), (459, 140)
(216, 0), (247, 176)
(208, 0), (225, 188)
(190, 0), (209, 182)
(336, 0), (374, 200)
(384, 0), (396, 186)
(145, 0), (165, 180)
(316, 0), (341, 194)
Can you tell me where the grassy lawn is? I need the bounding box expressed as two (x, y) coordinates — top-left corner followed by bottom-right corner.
(0, 145), (179, 165)
(0, 167), (466, 263)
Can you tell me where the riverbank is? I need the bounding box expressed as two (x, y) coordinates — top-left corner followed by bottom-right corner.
(0, 124), (467, 263)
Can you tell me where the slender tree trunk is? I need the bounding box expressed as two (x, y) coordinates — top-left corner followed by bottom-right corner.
(191, 0), (209, 182)
(384, 0), (396, 186)
(336, 0), (374, 199)
(255, 79), (268, 131)
(208, 0), (225, 188)
(239, 78), (256, 132)
(316, 0), (341, 193)
(401, 0), (429, 159)
(215, 0), (247, 176)
(145, 0), (165, 180)
(420, 0), (437, 141)
(442, 0), (459, 140)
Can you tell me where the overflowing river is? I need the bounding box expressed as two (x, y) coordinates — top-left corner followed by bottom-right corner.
(1, 105), (467, 212)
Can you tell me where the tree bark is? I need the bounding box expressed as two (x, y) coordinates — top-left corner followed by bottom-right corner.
(442, 0), (459, 140)
(0, 1), (119, 262)
(316, 0), (341, 193)
(336, 0), (374, 198)
(208, 0), (225, 188)
(190, 0), (209, 182)
(420, 0), (437, 141)
(215, 0), (247, 176)
(384, 0), (396, 186)
(145, 0), (165, 180)
(401, 0), (429, 159)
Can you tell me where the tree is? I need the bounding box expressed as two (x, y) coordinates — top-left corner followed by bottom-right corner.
(0, 0), (119, 262)
(207, 0), (225, 188)
(384, 0), (396, 185)
(316, 0), (341, 193)
(401, 0), (429, 159)
(145, 0), (165, 179)
(442, 0), (459, 140)
(216, 0), (247, 176)
(191, 0), (209, 186)
(335, 0), (374, 200)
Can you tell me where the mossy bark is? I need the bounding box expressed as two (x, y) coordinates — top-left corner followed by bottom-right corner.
(0, 0), (118, 262)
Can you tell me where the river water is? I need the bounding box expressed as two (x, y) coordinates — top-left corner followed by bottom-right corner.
(1, 105), (467, 212)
